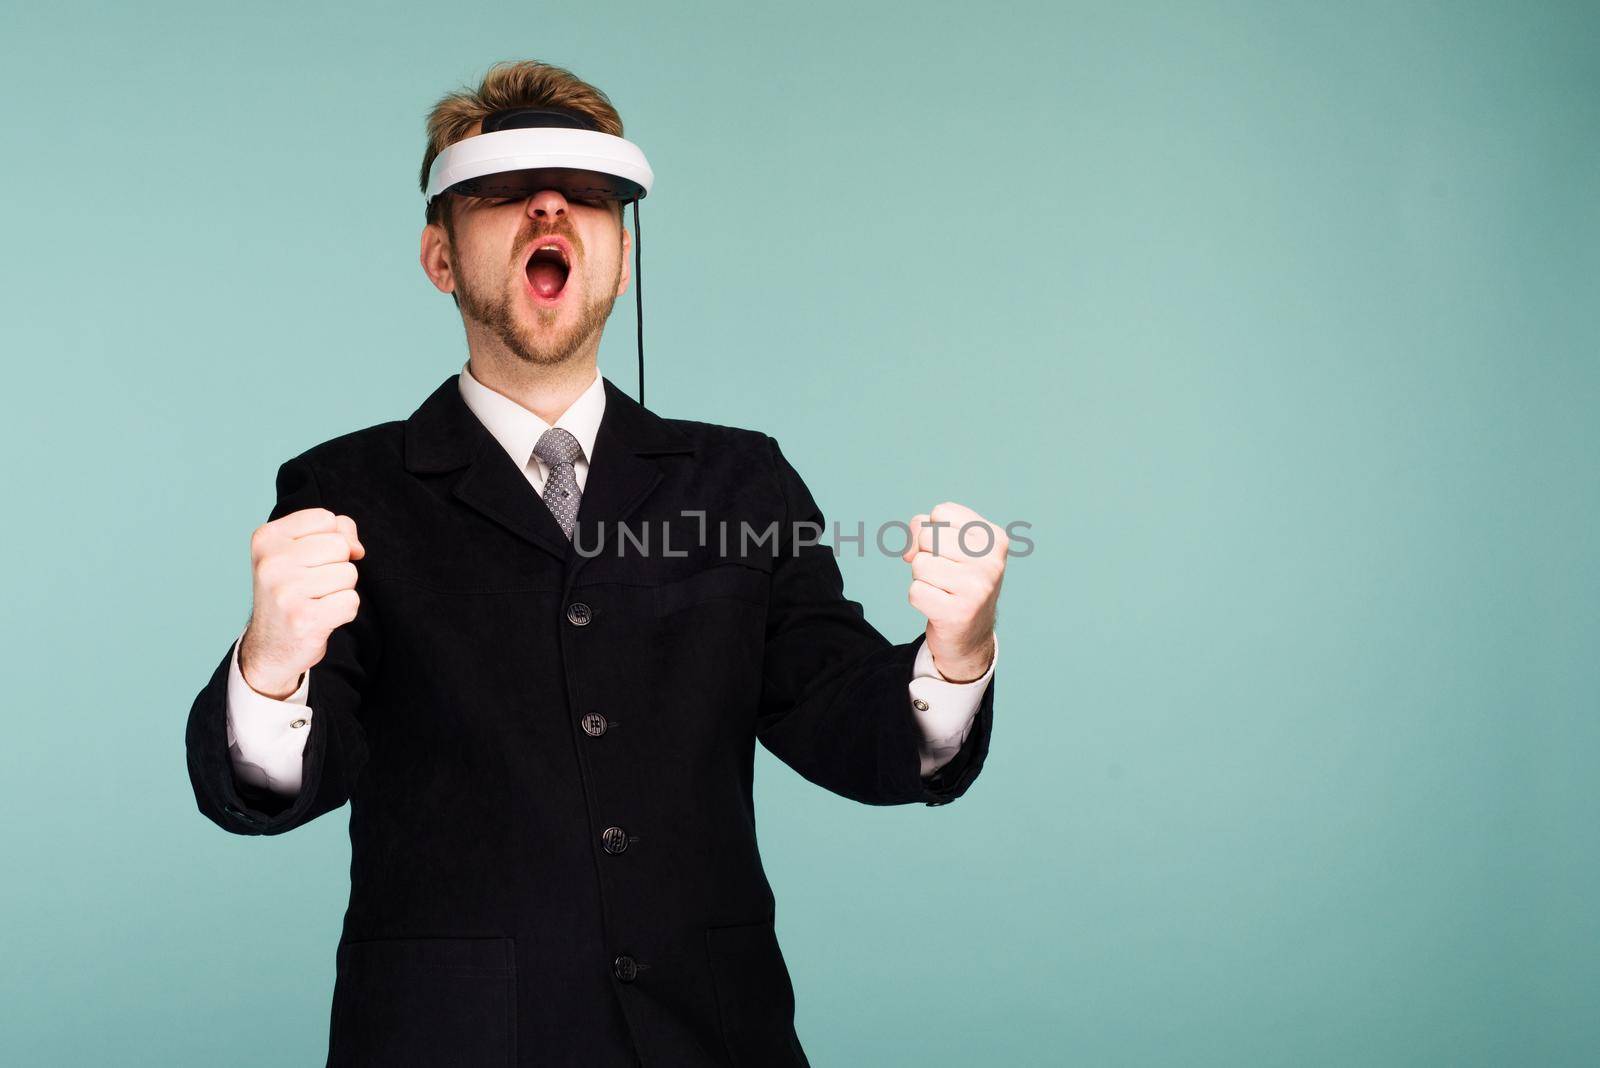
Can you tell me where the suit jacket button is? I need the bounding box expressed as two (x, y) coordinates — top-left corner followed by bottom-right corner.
(581, 712), (609, 736)
(566, 601), (593, 626)
(613, 954), (638, 982)
(602, 826), (630, 854)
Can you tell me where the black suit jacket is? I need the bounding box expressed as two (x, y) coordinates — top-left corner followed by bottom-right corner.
(185, 373), (995, 1067)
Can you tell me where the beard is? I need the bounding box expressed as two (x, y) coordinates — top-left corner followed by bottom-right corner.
(455, 254), (621, 368)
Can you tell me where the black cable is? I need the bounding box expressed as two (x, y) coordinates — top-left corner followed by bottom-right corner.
(632, 198), (644, 406)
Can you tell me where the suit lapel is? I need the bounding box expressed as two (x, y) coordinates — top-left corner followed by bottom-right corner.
(569, 377), (698, 581)
(403, 372), (695, 573)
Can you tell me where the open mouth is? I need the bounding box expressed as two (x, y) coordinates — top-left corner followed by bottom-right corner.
(524, 240), (572, 302)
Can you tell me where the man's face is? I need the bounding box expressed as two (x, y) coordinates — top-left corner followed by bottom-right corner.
(422, 180), (631, 368)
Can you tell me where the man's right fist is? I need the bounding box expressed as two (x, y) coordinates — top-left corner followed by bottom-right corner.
(239, 506), (365, 700)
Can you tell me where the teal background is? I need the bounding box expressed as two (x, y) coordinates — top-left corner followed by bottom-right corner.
(2, 1), (1596, 1064)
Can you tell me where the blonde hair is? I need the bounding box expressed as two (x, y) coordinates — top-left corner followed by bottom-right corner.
(419, 60), (626, 231)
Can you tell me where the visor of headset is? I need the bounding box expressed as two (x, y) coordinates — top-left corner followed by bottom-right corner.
(441, 166), (645, 204)
(429, 105), (649, 206)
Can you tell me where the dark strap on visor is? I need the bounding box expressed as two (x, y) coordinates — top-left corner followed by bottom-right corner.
(481, 106), (601, 133)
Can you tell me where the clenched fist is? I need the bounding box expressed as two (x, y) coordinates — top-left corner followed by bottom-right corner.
(238, 507), (366, 699)
(903, 501), (1007, 683)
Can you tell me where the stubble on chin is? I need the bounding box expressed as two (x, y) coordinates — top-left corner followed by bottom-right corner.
(457, 267), (618, 369)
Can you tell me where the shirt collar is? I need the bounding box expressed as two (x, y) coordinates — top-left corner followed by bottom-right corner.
(456, 359), (607, 471)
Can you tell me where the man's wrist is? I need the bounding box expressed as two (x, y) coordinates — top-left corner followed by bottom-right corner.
(931, 634), (995, 684)
(239, 647), (305, 699)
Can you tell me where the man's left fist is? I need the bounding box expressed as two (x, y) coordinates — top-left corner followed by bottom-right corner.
(903, 501), (1007, 683)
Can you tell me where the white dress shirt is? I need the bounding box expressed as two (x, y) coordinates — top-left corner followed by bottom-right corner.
(225, 361), (997, 796)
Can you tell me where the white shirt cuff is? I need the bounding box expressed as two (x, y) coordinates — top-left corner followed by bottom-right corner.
(225, 626), (311, 796)
(910, 633), (996, 778)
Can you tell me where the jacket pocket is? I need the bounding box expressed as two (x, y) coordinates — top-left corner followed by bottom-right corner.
(705, 918), (809, 1067)
(328, 936), (516, 1067)
(654, 562), (771, 619)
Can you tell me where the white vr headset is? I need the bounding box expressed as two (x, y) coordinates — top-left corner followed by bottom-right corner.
(425, 106), (656, 402)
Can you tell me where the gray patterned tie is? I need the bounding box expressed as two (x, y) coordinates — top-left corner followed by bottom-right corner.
(533, 427), (584, 540)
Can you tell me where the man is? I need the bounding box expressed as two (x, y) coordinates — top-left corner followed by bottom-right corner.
(185, 60), (1004, 1067)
